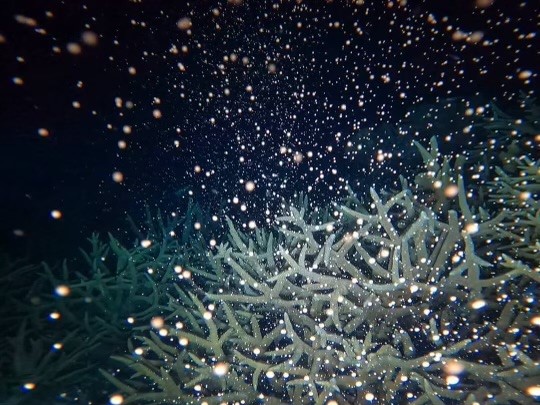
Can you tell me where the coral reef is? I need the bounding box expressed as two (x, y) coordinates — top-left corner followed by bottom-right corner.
(1, 104), (538, 404)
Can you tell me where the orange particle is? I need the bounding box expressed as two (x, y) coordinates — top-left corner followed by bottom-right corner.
(81, 30), (98, 46)
(475, 0), (494, 8)
(444, 184), (459, 198)
(518, 70), (532, 80)
(177, 17), (192, 31)
(14, 15), (38, 27)
(152, 109), (162, 119)
(50, 210), (62, 219)
(112, 171), (124, 183)
(38, 128), (50, 137)
(66, 42), (82, 55)
(0, 34), (6, 44)
(12, 77), (24, 85)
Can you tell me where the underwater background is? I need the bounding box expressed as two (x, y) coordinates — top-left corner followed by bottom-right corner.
(0, 0), (538, 404)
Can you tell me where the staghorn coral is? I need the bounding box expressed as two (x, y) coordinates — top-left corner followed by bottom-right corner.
(102, 180), (539, 404)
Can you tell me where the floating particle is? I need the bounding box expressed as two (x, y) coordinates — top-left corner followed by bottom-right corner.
(109, 394), (124, 404)
(14, 15), (38, 27)
(518, 70), (532, 80)
(49, 311), (61, 320)
(66, 42), (82, 55)
(112, 171), (124, 183)
(12, 77), (23, 85)
(267, 62), (277, 73)
(50, 210), (62, 219)
(140, 239), (152, 248)
(55, 285), (70, 297)
(13, 229), (25, 237)
(150, 316), (164, 329)
(526, 386), (540, 397)
(38, 128), (50, 137)
(444, 184), (459, 198)
(152, 109), (162, 119)
(475, 0), (494, 8)
(446, 375), (460, 385)
(213, 362), (229, 376)
(177, 17), (192, 31)
(81, 31), (98, 46)
(464, 222), (479, 234)
(245, 181), (256, 192)
(471, 299), (486, 310)
(444, 360), (465, 375)
(23, 382), (36, 391)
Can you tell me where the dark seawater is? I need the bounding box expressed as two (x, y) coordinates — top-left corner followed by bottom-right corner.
(0, 1), (538, 404)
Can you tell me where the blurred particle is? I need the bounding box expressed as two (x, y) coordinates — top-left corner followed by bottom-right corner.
(526, 386), (540, 397)
(471, 299), (486, 310)
(22, 382), (36, 391)
(122, 125), (132, 134)
(444, 360), (465, 375)
(55, 285), (71, 297)
(112, 171), (124, 183)
(49, 311), (61, 320)
(150, 316), (164, 329)
(152, 109), (162, 119)
(464, 222), (479, 234)
(444, 184), (459, 198)
(177, 17), (192, 31)
(475, 0), (494, 8)
(109, 394), (124, 405)
(13, 229), (25, 237)
(245, 181), (256, 192)
(50, 210), (62, 219)
(12, 77), (23, 85)
(14, 15), (38, 27)
(38, 128), (50, 137)
(0, 34), (6, 43)
(518, 70), (532, 80)
(81, 30), (98, 46)
(141, 239), (152, 248)
(66, 42), (82, 55)
(128, 66), (137, 75)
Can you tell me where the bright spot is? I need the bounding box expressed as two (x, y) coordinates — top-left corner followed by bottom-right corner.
(213, 362), (229, 376)
(55, 285), (70, 297)
(109, 394), (124, 405)
(112, 171), (124, 183)
(50, 210), (63, 219)
(141, 239), (152, 248)
(245, 181), (256, 192)
(150, 317), (164, 329)
(471, 299), (486, 310)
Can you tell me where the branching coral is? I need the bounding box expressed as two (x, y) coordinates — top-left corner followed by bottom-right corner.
(102, 180), (539, 404)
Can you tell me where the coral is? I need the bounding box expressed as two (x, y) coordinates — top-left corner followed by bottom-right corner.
(103, 179), (539, 403)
